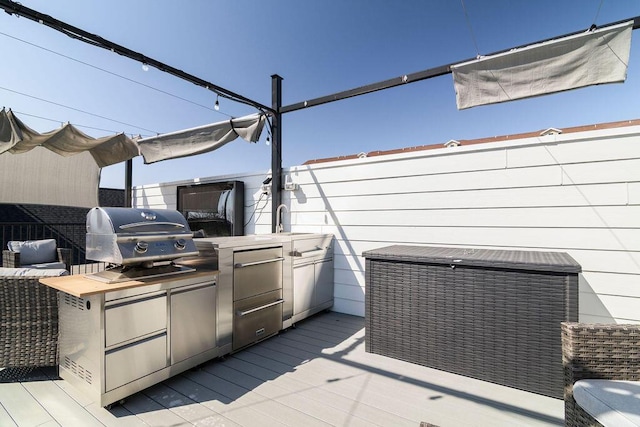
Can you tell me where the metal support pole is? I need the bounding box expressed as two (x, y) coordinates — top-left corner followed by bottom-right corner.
(125, 158), (133, 207)
(271, 75), (283, 233)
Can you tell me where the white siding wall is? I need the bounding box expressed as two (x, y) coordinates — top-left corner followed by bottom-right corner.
(134, 125), (640, 323)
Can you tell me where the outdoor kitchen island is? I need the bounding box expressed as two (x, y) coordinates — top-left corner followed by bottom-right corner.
(39, 265), (221, 408)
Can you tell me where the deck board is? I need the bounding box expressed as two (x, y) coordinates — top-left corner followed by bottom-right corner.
(0, 402), (19, 427)
(0, 312), (564, 426)
(22, 380), (104, 426)
(0, 382), (57, 426)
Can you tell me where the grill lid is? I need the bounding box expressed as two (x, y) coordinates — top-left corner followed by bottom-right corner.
(87, 207), (193, 236)
(86, 207), (199, 266)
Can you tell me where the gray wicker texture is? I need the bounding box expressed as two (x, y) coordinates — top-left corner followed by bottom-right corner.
(0, 276), (59, 369)
(364, 245), (579, 399)
(362, 245), (582, 273)
(3, 247), (72, 272)
(561, 322), (640, 427)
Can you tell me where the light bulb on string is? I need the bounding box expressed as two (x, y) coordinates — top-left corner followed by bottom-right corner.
(214, 95), (220, 111)
(141, 63), (149, 72)
(266, 136), (271, 146)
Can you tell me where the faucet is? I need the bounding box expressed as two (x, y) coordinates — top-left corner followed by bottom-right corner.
(276, 204), (288, 233)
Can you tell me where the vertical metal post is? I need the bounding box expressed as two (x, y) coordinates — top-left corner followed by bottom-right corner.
(125, 158), (133, 207)
(271, 74), (283, 233)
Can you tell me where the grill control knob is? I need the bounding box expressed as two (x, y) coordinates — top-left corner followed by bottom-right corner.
(175, 239), (186, 250)
(135, 241), (149, 254)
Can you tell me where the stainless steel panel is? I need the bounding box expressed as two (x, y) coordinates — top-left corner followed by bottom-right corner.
(233, 247), (283, 301)
(293, 263), (315, 315)
(233, 289), (282, 350)
(105, 293), (167, 348)
(59, 293), (103, 403)
(105, 333), (168, 391)
(215, 245), (234, 350)
(170, 282), (216, 364)
(315, 259), (334, 306)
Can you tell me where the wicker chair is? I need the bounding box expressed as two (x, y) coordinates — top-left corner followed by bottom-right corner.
(0, 274), (60, 369)
(561, 322), (640, 427)
(3, 239), (72, 272)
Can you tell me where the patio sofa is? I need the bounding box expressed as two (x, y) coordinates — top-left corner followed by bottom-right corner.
(561, 322), (640, 427)
(0, 267), (68, 370)
(3, 238), (72, 272)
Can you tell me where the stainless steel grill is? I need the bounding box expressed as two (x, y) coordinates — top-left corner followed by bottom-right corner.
(85, 207), (199, 283)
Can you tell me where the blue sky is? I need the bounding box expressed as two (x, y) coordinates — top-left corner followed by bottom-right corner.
(1, 0), (639, 188)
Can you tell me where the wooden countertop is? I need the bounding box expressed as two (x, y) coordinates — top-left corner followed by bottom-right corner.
(39, 268), (217, 298)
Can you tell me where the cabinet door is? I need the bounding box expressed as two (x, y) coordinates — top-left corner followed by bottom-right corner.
(171, 282), (217, 364)
(314, 259), (334, 306)
(293, 263), (315, 315)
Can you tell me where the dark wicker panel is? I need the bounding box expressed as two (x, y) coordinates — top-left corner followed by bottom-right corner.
(364, 245), (580, 399)
(561, 322), (640, 427)
(0, 276), (59, 368)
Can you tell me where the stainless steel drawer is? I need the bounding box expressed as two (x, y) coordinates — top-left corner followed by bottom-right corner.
(105, 292), (167, 348)
(233, 289), (283, 350)
(233, 247), (283, 300)
(105, 333), (167, 391)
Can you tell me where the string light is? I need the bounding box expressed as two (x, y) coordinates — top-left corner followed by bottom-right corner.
(214, 95), (220, 111)
(141, 62), (149, 72)
(266, 135), (270, 146)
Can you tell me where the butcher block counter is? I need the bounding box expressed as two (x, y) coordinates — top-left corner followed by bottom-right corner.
(39, 268), (216, 298)
(39, 267), (222, 408)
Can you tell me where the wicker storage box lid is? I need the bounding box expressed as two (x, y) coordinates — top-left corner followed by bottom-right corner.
(362, 245), (581, 273)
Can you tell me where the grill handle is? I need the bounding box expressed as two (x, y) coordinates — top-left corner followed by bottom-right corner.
(236, 299), (284, 317)
(119, 221), (186, 230)
(234, 257), (284, 268)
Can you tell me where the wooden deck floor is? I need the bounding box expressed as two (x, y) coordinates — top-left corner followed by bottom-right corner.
(0, 312), (564, 427)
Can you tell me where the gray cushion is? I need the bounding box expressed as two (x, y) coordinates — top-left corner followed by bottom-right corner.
(0, 267), (69, 277)
(23, 262), (67, 270)
(7, 239), (57, 265)
(573, 380), (640, 427)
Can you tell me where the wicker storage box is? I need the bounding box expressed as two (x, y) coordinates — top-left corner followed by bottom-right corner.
(363, 245), (581, 398)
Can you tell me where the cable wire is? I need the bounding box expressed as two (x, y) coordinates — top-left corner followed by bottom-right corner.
(0, 30), (233, 118)
(592, 0), (605, 27)
(0, 85), (159, 134)
(460, 0), (481, 56)
(244, 192), (268, 227)
(12, 110), (151, 136)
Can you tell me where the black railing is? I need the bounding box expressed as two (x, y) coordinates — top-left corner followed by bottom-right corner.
(0, 222), (104, 274)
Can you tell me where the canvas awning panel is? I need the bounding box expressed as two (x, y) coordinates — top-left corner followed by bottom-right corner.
(137, 113), (266, 164)
(0, 108), (140, 207)
(0, 108), (139, 167)
(451, 21), (633, 110)
(0, 146), (100, 207)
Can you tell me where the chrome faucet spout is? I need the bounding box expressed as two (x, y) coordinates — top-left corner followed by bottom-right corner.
(276, 204), (288, 233)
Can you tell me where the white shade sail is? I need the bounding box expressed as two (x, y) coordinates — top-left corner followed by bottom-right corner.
(137, 113), (266, 164)
(451, 20), (633, 110)
(0, 108), (140, 167)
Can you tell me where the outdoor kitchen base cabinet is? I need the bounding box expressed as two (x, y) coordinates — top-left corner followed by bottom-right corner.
(57, 272), (219, 408)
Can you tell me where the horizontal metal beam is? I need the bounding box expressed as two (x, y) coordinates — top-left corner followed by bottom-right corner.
(282, 15), (640, 114)
(0, 0), (275, 115)
(281, 64), (451, 113)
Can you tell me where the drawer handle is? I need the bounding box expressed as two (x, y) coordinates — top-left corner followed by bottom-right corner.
(234, 257), (284, 268)
(291, 248), (326, 257)
(237, 299), (284, 317)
